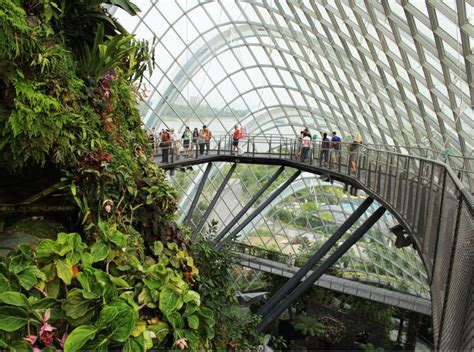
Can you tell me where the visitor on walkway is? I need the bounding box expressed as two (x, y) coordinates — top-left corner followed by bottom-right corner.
(182, 126), (191, 157)
(202, 125), (212, 155)
(304, 127), (311, 139)
(232, 124), (241, 155)
(301, 132), (311, 162)
(320, 132), (330, 164)
(295, 130), (304, 157)
(160, 129), (171, 163)
(330, 131), (341, 167)
(198, 129), (206, 155)
(192, 128), (199, 155)
(171, 128), (181, 160)
(349, 133), (362, 173)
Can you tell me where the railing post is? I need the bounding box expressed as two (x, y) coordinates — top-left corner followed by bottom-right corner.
(171, 142), (175, 164)
(375, 150), (380, 193)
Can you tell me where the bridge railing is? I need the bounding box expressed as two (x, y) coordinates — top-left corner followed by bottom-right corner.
(156, 133), (473, 350)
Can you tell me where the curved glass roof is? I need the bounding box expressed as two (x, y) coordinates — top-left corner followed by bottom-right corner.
(114, 1), (472, 297)
(115, 0), (472, 157)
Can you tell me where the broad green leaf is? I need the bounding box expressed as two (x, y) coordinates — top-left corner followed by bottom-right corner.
(0, 292), (29, 308)
(147, 322), (169, 342)
(159, 287), (182, 315)
(0, 307), (28, 331)
(35, 239), (58, 257)
(108, 299), (138, 342)
(143, 330), (153, 350)
(183, 329), (199, 348)
(90, 241), (111, 263)
(81, 252), (93, 267)
(199, 306), (214, 321)
(0, 273), (12, 292)
(96, 306), (118, 329)
(56, 258), (73, 285)
(142, 278), (160, 290)
(109, 276), (129, 288)
(183, 304), (199, 317)
(62, 289), (92, 319)
(183, 290), (200, 306)
(45, 277), (60, 298)
(8, 254), (30, 274)
(64, 325), (97, 351)
(123, 334), (144, 352)
(109, 230), (127, 248)
(165, 311), (183, 330)
(187, 315), (199, 330)
(17, 268), (37, 290)
(152, 241), (163, 256)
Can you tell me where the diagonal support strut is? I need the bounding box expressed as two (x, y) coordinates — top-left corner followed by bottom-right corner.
(192, 163), (237, 239)
(215, 170), (301, 250)
(213, 166), (285, 244)
(257, 206), (386, 332)
(258, 196), (375, 317)
(183, 162), (213, 225)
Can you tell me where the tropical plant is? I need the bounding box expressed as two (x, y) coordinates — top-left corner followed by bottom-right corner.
(0, 230), (215, 351)
(293, 315), (326, 338)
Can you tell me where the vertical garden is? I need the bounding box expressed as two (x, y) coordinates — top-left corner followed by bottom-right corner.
(0, 1), (260, 350)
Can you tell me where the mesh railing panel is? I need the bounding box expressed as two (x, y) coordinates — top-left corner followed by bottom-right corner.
(439, 197), (473, 350)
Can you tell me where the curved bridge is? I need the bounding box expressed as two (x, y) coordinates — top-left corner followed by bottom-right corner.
(155, 135), (473, 351)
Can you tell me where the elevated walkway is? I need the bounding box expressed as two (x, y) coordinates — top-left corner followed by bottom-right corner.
(234, 252), (431, 315)
(155, 135), (473, 351)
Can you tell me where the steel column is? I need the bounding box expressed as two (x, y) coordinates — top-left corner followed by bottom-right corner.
(192, 163), (237, 238)
(216, 170), (301, 249)
(258, 197), (375, 317)
(183, 162), (213, 225)
(213, 166), (285, 244)
(257, 206), (387, 332)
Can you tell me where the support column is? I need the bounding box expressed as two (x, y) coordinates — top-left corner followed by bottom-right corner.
(216, 170), (301, 249)
(183, 162), (213, 225)
(257, 206), (386, 332)
(192, 163), (237, 239)
(213, 166), (285, 244)
(258, 197), (374, 317)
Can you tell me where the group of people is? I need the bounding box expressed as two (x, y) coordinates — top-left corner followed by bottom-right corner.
(297, 128), (363, 172)
(148, 124), (362, 172)
(148, 125), (213, 163)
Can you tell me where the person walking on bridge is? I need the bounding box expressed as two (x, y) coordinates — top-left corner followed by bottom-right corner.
(301, 132), (311, 162)
(232, 124), (241, 155)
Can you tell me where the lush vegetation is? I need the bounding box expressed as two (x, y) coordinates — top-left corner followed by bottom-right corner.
(0, 1), (260, 350)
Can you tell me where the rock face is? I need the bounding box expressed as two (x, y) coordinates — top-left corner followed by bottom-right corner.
(0, 217), (65, 257)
